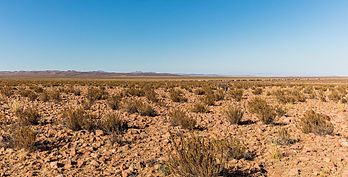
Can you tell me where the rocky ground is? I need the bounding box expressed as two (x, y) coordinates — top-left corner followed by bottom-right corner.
(0, 80), (348, 177)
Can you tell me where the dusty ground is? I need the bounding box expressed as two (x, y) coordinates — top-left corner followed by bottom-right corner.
(0, 79), (347, 177)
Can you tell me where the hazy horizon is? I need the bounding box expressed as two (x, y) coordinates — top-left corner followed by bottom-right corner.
(1, 0), (348, 76)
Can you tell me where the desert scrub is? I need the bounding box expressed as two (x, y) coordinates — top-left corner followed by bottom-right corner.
(86, 87), (109, 102)
(273, 128), (296, 145)
(298, 110), (334, 135)
(144, 87), (158, 102)
(15, 106), (41, 126)
(252, 87), (263, 95)
(274, 90), (306, 104)
(169, 89), (188, 103)
(106, 95), (121, 110)
(124, 87), (145, 97)
(63, 108), (97, 131)
(229, 89), (243, 102)
(48, 89), (61, 102)
(12, 126), (36, 151)
(248, 97), (276, 124)
(101, 113), (128, 134)
(224, 105), (244, 125)
(194, 88), (206, 95)
(0, 86), (14, 97)
(212, 136), (248, 160)
(169, 109), (196, 130)
(191, 102), (209, 113)
(123, 100), (157, 116)
(168, 134), (224, 177)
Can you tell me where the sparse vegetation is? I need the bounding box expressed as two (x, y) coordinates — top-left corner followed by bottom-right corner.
(169, 89), (188, 103)
(224, 105), (244, 124)
(169, 109), (196, 130)
(12, 126), (36, 151)
(248, 97), (276, 124)
(192, 102), (209, 113)
(15, 106), (41, 126)
(298, 110), (334, 135)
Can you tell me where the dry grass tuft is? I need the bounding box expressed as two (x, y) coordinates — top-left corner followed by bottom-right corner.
(224, 105), (244, 125)
(170, 89), (188, 103)
(169, 110), (196, 130)
(248, 97), (276, 124)
(12, 126), (36, 151)
(15, 106), (41, 126)
(298, 110), (334, 136)
(192, 102), (209, 113)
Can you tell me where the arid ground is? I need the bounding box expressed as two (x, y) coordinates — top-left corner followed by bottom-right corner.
(0, 78), (347, 177)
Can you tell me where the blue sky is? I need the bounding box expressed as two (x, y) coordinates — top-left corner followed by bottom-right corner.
(0, 0), (347, 76)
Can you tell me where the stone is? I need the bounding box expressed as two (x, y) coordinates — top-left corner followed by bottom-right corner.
(95, 130), (104, 136)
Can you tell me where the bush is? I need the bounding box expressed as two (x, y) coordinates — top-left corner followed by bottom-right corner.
(248, 97), (276, 124)
(229, 89), (243, 102)
(168, 135), (224, 177)
(194, 88), (206, 95)
(252, 87), (263, 95)
(169, 90), (188, 103)
(169, 110), (196, 130)
(224, 105), (244, 125)
(298, 110), (334, 136)
(48, 89), (61, 102)
(212, 136), (248, 160)
(273, 128), (296, 145)
(86, 87), (108, 102)
(63, 108), (97, 131)
(15, 106), (41, 126)
(12, 126), (36, 151)
(101, 113), (128, 134)
(144, 88), (159, 102)
(123, 100), (157, 116)
(0, 86), (14, 97)
(124, 87), (145, 97)
(192, 103), (209, 113)
(106, 95), (121, 110)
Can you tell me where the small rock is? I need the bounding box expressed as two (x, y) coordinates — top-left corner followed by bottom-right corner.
(77, 160), (84, 168)
(50, 161), (58, 169)
(340, 140), (348, 148)
(95, 130), (104, 136)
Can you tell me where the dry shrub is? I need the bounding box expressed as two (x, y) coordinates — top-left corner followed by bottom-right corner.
(229, 89), (243, 102)
(87, 87), (108, 102)
(224, 105), (244, 125)
(248, 97), (276, 124)
(274, 90), (306, 104)
(192, 103), (209, 113)
(19, 89), (38, 101)
(169, 89), (188, 103)
(274, 105), (286, 117)
(12, 126), (36, 151)
(144, 88), (158, 102)
(202, 94), (216, 106)
(168, 135), (224, 177)
(123, 100), (157, 116)
(212, 136), (248, 160)
(328, 90), (342, 102)
(15, 106), (41, 126)
(273, 128), (296, 145)
(252, 87), (263, 95)
(101, 113), (128, 134)
(63, 108), (97, 131)
(0, 86), (14, 97)
(48, 89), (61, 102)
(169, 110), (196, 130)
(298, 110), (334, 136)
(194, 88), (206, 95)
(38, 92), (50, 102)
(124, 87), (145, 97)
(107, 95), (121, 110)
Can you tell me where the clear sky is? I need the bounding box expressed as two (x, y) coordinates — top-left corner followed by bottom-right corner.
(0, 0), (347, 76)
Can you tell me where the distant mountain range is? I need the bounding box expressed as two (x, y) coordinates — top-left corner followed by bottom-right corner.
(0, 70), (219, 78)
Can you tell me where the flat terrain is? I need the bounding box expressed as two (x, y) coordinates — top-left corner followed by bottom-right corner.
(0, 78), (347, 177)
